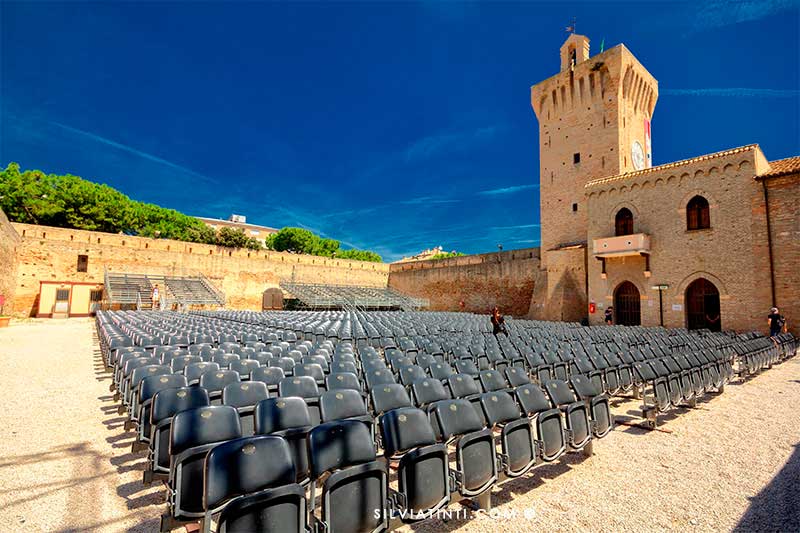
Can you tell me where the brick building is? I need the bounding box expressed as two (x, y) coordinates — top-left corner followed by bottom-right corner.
(196, 214), (278, 245)
(530, 34), (799, 334)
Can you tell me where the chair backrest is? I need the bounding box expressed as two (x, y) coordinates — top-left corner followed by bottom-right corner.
(184, 362), (221, 383)
(204, 435), (297, 510)
(379, 407), (436, 456)
(514, 384), (553, 416)
(370, 384), (412, 415)
(139, 374), (188, 404)
(250, 366), (285, 386)
(504, 367), (531, 387)
(293, 364), (324, 381)
(319, 389), (368, 423)
(278, 376), (320, 399)
(544, 379), (578, 407)
(151, 386), (210, 424)
(308, 420), (376, 478)
(454, 359), (479, 376)
(480, 391), (521, 426)
(479, 370), (508, 392)
(431, 399), (484, 439)
(365, 369), (396, 389)
(169, 405), (242, 457)
(400, 365), (427, 386)
(326, 372), (362, 393)
(569, 374), (602, 400)
(411, 378), (450, 407)
(230, 359), (261, 377)
(199, 369), (241, 393)
(447, 373), (481, 398)
(254, 397), (312, 434)
(223, 381), (270, 408)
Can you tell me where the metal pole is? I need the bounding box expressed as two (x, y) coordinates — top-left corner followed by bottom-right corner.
(658, 288), (664, 327)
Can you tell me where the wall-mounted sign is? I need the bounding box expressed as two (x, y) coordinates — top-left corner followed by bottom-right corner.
(671, 304), (683, 312)
(651, 284), (669, 290)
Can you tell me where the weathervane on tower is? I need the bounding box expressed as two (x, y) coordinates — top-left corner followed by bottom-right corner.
(565, 17), (576, 34)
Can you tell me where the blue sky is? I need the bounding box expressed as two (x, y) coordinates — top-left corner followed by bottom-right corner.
(1, 1), (798, 262)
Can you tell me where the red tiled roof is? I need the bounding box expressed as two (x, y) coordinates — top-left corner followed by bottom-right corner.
(759, 156), (800, 179)
(585, 144), (759, 188)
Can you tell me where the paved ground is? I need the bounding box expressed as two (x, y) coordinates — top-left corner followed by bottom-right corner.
(0, 318), (797, 532)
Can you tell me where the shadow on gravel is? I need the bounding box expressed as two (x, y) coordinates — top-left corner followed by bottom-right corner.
(734, 443), (800, 533)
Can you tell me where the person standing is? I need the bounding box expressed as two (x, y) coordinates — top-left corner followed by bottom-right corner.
(491, 306), (508, 337)
(151, 284), (161, 311)
(604, 306), (614, 325)
(768, 307), (786, 338)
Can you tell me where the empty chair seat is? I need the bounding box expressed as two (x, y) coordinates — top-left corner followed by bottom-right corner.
(504, 366), (531, 388)
(568, 375), (613, 438)
(135, 374), (188, 449)
(223, 382), (270, 436)
(370, 383), (413, 416)
(364, 369), (397, 391)
(307, 420), (389, 533)
(319, 389), (372, 432)
(325, 372), (364, 395)
(163, 405), (242, 527)
(514, 384), (566, 462)
(278, 376), (321, 425)
(204, 436), (306, 533)
(379, 407), (450, 521)
(255, 397), (313, 485)
(543, 380), (592, 451)
(410, 378), (451, 412)
(249, 366), (284, 395)
(184, 362), (221, 386)
(478, 369), (510, 393)
(399, 365), (428, 387)
(200, 370), (242, 405)
(430, 399), (497, 497)
(479, 391), (536, 477)
(230, 359), (261, 380)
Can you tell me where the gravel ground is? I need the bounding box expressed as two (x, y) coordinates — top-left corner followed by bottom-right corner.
(0, 319), (797, 533)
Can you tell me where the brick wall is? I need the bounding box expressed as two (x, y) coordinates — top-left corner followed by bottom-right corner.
(585, 146), (775, 333)
(387, 248), (540, 316)
(764, 172), (800, 335)
(0, 209), (20, 315)
(11, 223), (390, 316)
(528, 246), (588, 322)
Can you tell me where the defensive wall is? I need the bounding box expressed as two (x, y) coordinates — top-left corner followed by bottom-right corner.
(387, 248), (541, 317)
(9, 222), (390, 316)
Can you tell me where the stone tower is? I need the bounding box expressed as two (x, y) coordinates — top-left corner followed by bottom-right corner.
(528, 35), (658, 321)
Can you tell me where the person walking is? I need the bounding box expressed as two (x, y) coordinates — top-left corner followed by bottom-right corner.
(491, 306), (508, 337)
(604, 306), (614, 325)
(768, 307), (786, 338)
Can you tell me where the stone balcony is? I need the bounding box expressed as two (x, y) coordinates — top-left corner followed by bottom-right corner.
(592, 233), (651, 258)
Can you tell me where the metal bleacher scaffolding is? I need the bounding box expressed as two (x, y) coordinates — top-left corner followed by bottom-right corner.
(279, 280), (428, 311)
(104, 269), (226, 310)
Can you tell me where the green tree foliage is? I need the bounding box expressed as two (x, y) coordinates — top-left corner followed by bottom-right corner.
(216, 227), (262, 250)
(336, 249), (383, 262)
(0, 163), (383, 260)
(268, 227), (382, 262)
(430, 251), (466, 260)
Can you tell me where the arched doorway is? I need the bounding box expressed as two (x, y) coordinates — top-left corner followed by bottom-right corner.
(614, 281), (641, 326)
(685, 278), (721, 331)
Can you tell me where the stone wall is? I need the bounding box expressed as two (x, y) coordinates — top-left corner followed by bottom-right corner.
(11, 223), (390, 316)
(764, 172), (800, 335)
(528, 246), (588, 322)
(387, 248), (540, 316)
(0, 209), (20, 315)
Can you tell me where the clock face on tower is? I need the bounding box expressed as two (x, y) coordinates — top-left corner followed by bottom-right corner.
(632, 140), (645, 171)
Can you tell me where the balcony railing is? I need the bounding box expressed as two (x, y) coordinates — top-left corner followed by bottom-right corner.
(592, 233), (651, 257)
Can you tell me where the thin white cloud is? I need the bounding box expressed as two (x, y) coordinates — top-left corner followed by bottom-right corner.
(478, 184), (538, 196)
(404, 126), (499, 162)
(490, 223), (541, 230)
(49, 120), (218, 184)
(686, 0), (797, 33)
(662, 88), (800, 98)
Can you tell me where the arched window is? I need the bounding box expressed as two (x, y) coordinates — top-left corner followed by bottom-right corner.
(686, 195), (710, 230)
(615, 208), (634, 236)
